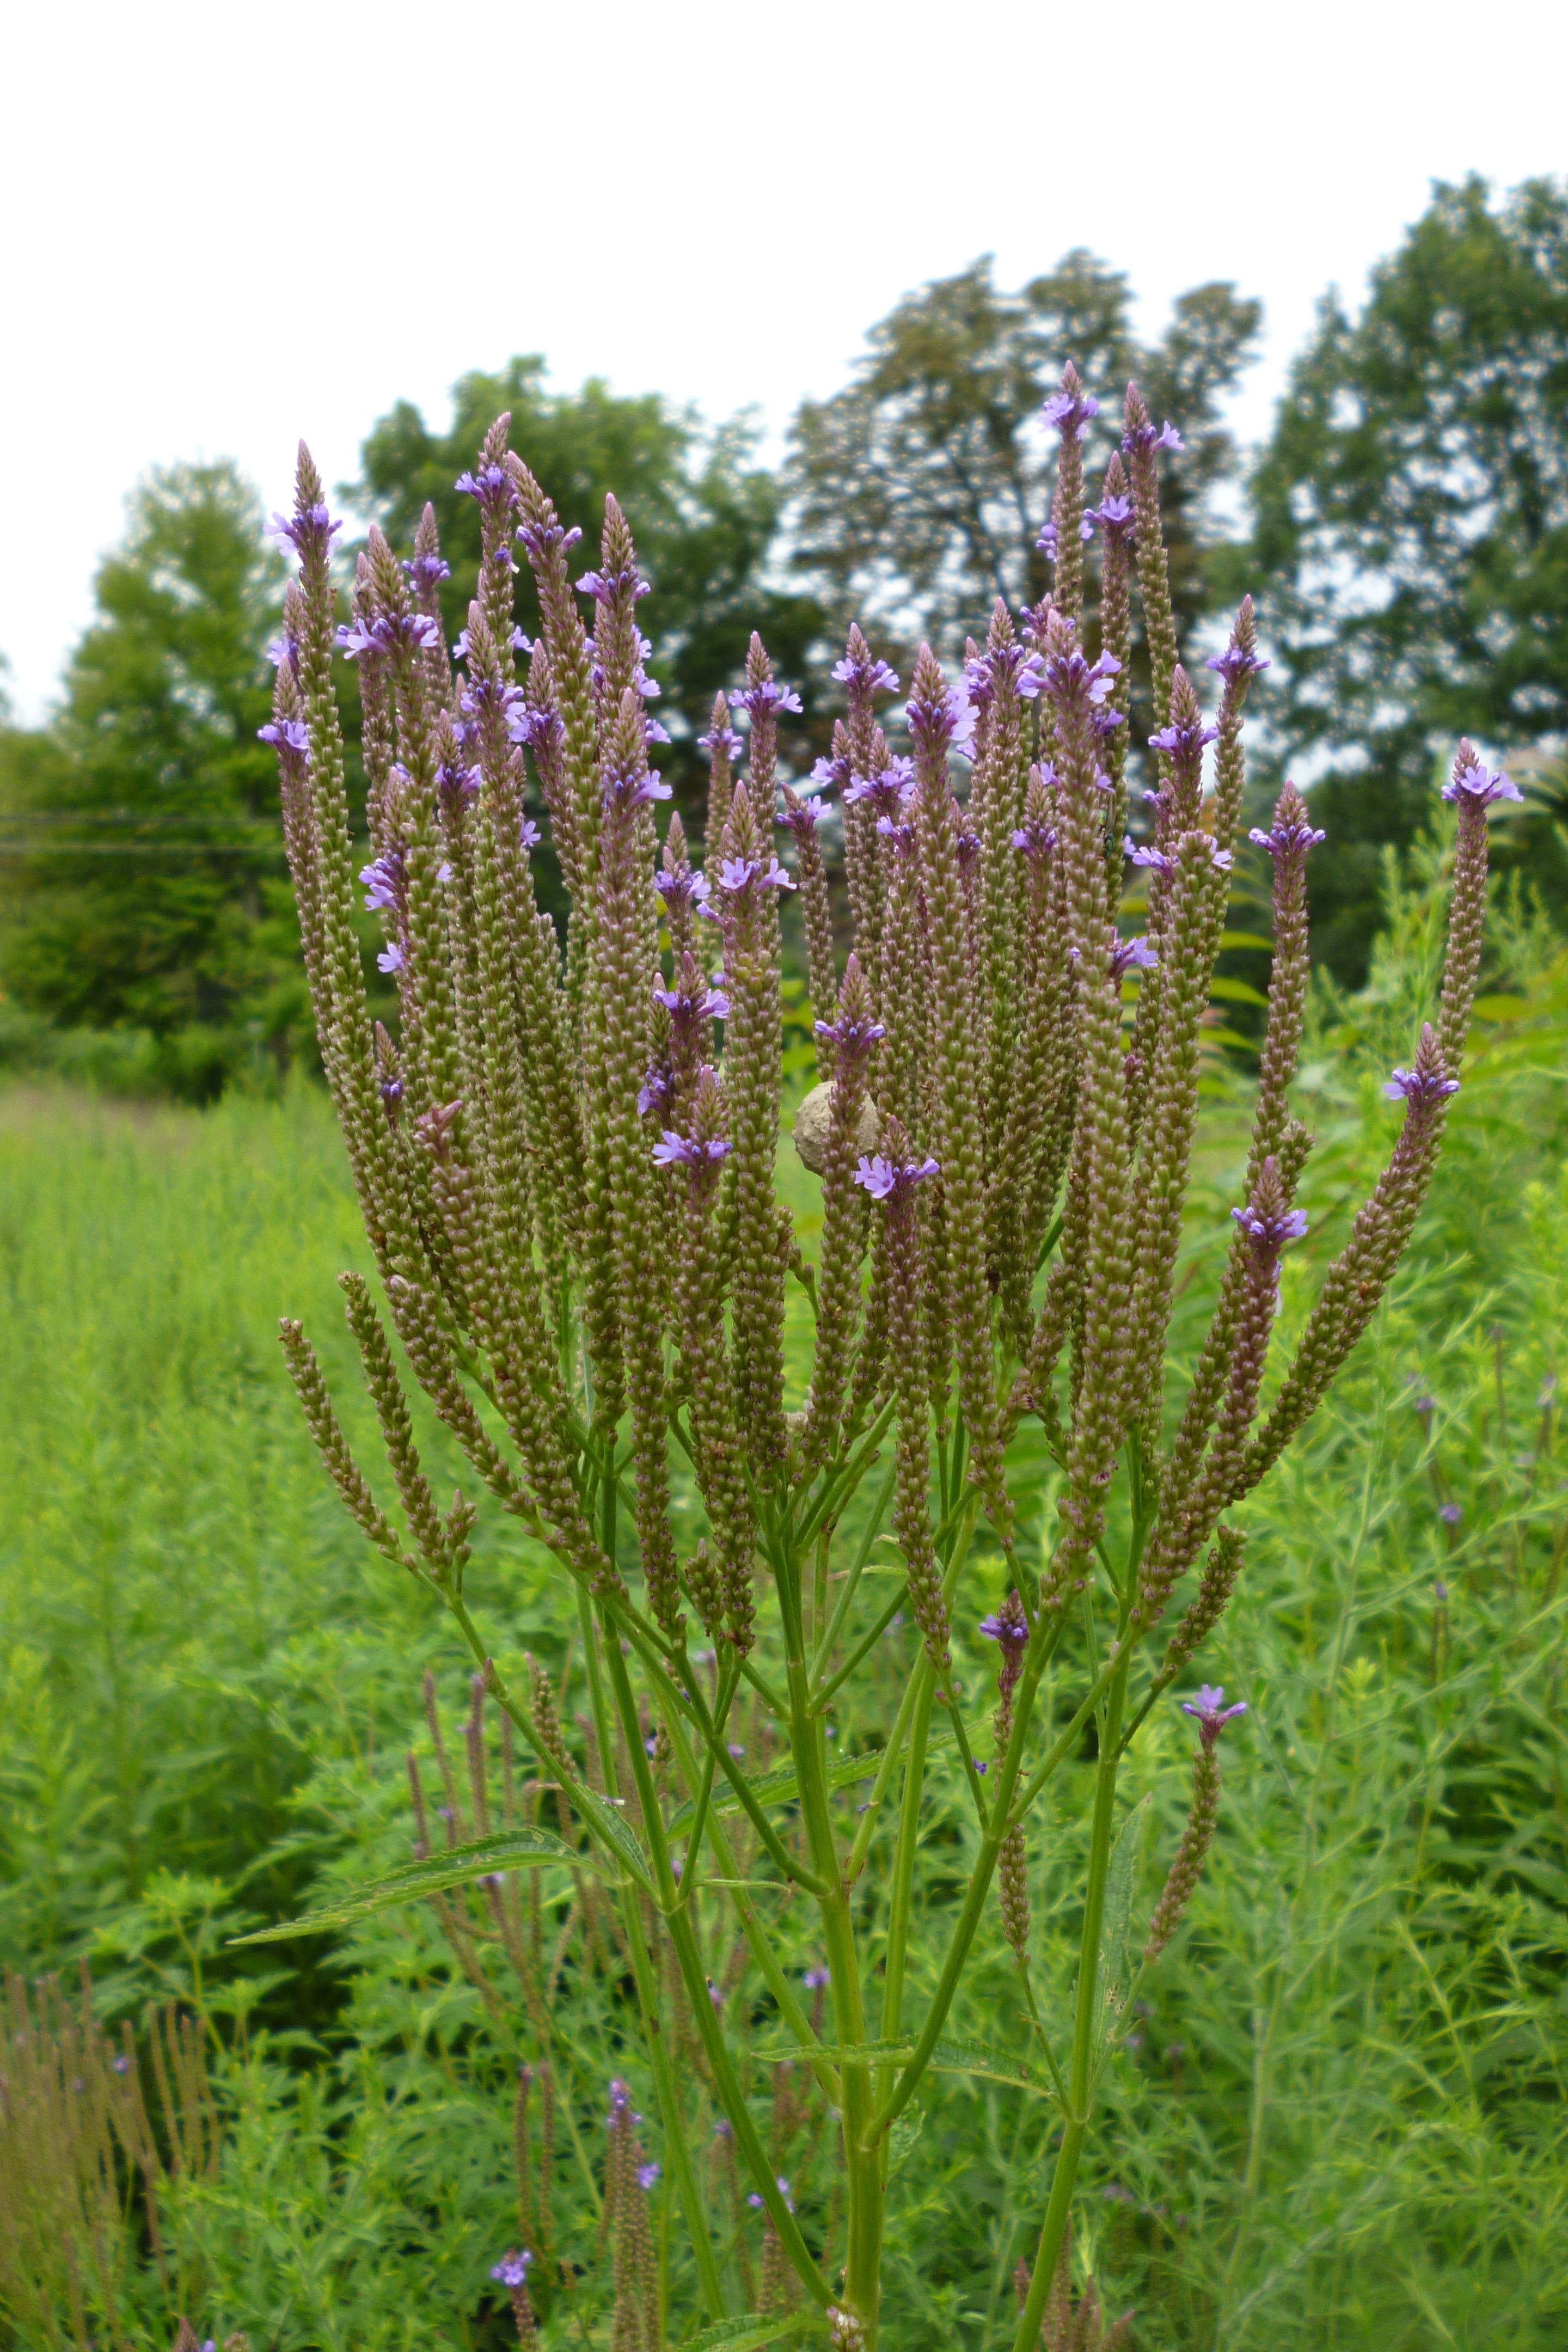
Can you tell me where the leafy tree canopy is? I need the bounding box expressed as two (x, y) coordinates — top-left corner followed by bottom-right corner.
(0, 461), (306, 1094)
(1245, 175), (1568, 979)
(351, 360), (827, 805)
(783, 252), (1261, 708)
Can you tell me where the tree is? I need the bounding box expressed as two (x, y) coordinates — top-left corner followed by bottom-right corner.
(0, 461), (302, 1095)
(352, 360), (827, 814)
(1245, 175), (1568, 981)
(783, 252), (1261, 714)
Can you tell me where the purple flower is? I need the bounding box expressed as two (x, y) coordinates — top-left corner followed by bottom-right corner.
(491, 2250), (532, 2288)
(727, 1741), (746, 1759)
(258, 718), (309, 756)
(1088, 493), (1136, 540)
(715, 853), (795, 895)
(516, 518), (583, 560)
(854, 1152), (939, 1202)
(1123, 418), (1184, 456)
(831, 653), (901, 697)
(844, 757), (915, 813)
(1250, 814), (1325, 860)
(1109, 934), (1159, 980)
(714, 2117), (733, 2140)
(698, 721), (745, 761)
(608, 2078), (633, 2118)
(359, 853), (403, 912)
(906, 681), (976, 760)
(1036, 516), (1095, 556)
(1043, 385), (1100, 438)
(1012, 820), (1057, 861)
(403, 552), (451, 589)
(802, 1967), (830, 1989)
(748, 2192), (764, 2208)
(519, 817), (542, 851)
(575, 565), (650, 604)
(1149, 716), (1219, 759)
(1438, 1502), (1462, 1526)
(379, 1075), (403, 1107)
(509, 703), (565, 753)
(875, 815), (917, 855)
(267, 504), (341, 557)
(966, 644), (1046, 706)
(1442, 745), (1522, 807)
(1180, 1684), (1247, 1746)
(459, 674), (524, 720)
(455, 465), (516, 513)
(1232, 1200), (1309, 1248)
(637, 1069), (671, 1117)
(113, 2054), (131, 2075)
(601, 766), (672, 811)
(978, 1610), (1028, 1652)
(638, 2162), (661, 2191)
(728, 679), (803, 719)
(436, 760), (481, 805)
(707, 1980), (726, 2008)
(1383, 1064), (1460, 1106)
(644, 715), (671, 745)
(337, 611), (442, 661)
(265, 632), (297, 670)
(377, 944), (404, 974)
(1206, 642), (1270, 685)
(1434, 1579), (1450, 1600)
(1125, 838), (1171, 877)
(653, 868), (712, 915)
(652, 1131), (732, 1168)
(814, 1012), (885, 1054)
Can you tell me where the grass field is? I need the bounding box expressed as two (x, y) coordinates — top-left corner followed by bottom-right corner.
(2, 880), (1566, 2350)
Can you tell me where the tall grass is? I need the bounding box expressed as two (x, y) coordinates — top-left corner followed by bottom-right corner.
(2, 885), (1565, 2349)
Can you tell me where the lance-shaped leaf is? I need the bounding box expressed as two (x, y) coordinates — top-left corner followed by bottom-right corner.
(230, 1826), (591, 1945)
(667, 1716), (959, 1833)
(678, 2314), (817, 2351)
(1093, 1792), (1151, 2064)
(756, 2032), (1058, 2103)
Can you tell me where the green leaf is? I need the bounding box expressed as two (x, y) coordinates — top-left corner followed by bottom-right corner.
(679, 2313), (815, 2351)
(888, 2105), (925, 2177)
(1208, 976), (1270, 1007)
(1219, 929), (1275, 952)
(229, 1826), (589, 1945)
(757, 2038), (915, 2067)
(1094, 1793), (1150, 2059)
(1472, 993), (1529, 1022)
(669, 1722), (954, 1835)
(755, 2033), (1056, 2101)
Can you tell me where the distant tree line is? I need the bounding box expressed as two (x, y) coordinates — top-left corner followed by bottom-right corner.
(2, 174), (1564, 1096)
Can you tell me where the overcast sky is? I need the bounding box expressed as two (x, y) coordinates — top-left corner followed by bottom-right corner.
(2, 0), (1563, 722)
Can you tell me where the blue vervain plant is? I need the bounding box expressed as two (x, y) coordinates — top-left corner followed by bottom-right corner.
(259, 369), (1506, 2348)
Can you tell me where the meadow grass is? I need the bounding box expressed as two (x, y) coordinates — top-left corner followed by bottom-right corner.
(2, 899), (1566, 2350)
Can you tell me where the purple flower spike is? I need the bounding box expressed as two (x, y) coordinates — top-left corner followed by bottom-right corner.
(831, 652), (901, 698)
(698, 721), (745, 760)
(729, 678), (803, 719)
(716, 853), (795, 895)
(601, 767), (672, 810)
(1125, 838), (1172, 877)
(652, 1131), (732, 1168)
(1232, 1200), (1309, 1247)
(1123, 417), (1184, 457)
(653, 978), (728, 1024)
(1250, 814), (1325, 859)
(454, 464), (516, 513)
(1180, 1684), (1247, 1746)
(802, 1967), (831, 1989)
(267, 505), (341, 557)
(1148, 716), (1219, 759)
(1088, 493), (1136, 541)
(516, 518), (583, 560)
(978, 1609), (1028, 1652)
(1438, 1502), (1462, 1526)
(638, 2162), (661, 2191)
(1442, 743), (1522, 807)
(404, 552), (451, 589)
(814, 1012), (885, 1054)
(653, 867), (712, 914)
(491, 2250), (532, 2288)
(1043, 385), (1100, 438)
(1207, 642), (1270, 685)
(1012, 819), (1057, 860)
(854, 1152), (939, 1202)
(810, 751), (850, 795)
(576, 564), (650, 604)
(1383, 1063), (1460, 1105)
(337, 611), (442, 662)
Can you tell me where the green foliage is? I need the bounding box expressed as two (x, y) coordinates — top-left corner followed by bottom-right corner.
(0, 463), (308, 1098)
(1, 852), (1564, 2347)
(1244, 175), (1568, 980)
(784, 252), (1260, 744)
(352, 358), (828, 817)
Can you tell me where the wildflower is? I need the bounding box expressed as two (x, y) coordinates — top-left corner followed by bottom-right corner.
(1438, 1502), (1462, 1526)
(1441, 741), (1521, 807)
(831, 651), (901, 698)
(638, 2162), (661, 2190)
(652, 1131), (731, 1168)
(1122, 415), (1183, 456)
(258, 718), (309, 756)
(491, 2250), (532, 2288)
(715, 853), (795, 894)
(1383, 1063), (1460, 1106)
(728, 678), (803, 719)
(601, 764), (671, 811)
(403, 551), (451, 589)
(576, 564), (650, 603)
(653, 978), (728, 1025)
(698, 719), (744, 761)
(1043, 383), (1099, 438)
(803, 1967), (830, 1988)
(1109, 934), (1159, 981)
(267, 504), (341, 556)
(1180, 1685), (1248, 1746)
(853, 1152), (939, 1202)
(1148, 714), (1219, 759)
(1036, 516), (1095, 556)
(376, 944), (403, 973)
(1207, 641), (1270, 684)
(813, 1011), (885, 1056)
(1088, 492), (1136, 541)
(1250, 811), (1325, 860)
(455, 464), (516, 513)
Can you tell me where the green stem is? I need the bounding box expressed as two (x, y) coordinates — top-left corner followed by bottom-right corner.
(877, 1668), (936, 2138)
(1010, 1653), (1130, 2352)
(811, 1456), (897, 1676)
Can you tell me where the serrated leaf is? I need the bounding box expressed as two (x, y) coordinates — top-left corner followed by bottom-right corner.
(679, 2313), (814, 2351)
(229, 1826), (587, 1945)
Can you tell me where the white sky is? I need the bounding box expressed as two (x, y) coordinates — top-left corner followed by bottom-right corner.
(2, 0), (1563, 723)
